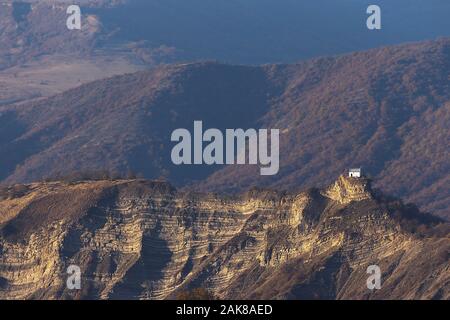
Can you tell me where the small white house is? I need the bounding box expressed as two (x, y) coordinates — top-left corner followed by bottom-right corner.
(348, 168), (361, 178)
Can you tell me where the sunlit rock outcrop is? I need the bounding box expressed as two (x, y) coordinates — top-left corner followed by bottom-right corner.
(322, 175), (372, 204)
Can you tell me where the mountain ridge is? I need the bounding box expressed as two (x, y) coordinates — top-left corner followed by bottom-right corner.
(1, 38), (449, 218)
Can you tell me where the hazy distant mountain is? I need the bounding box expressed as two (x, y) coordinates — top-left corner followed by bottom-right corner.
(1, 0), (450, 102)
(0, 38), (449, 218)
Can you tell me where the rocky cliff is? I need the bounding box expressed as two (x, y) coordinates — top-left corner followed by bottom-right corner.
(0, 175), (448, 300)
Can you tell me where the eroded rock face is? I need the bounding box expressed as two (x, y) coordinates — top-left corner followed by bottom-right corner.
(322, 175), (372, 204)
(0, 177), (448, 300)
